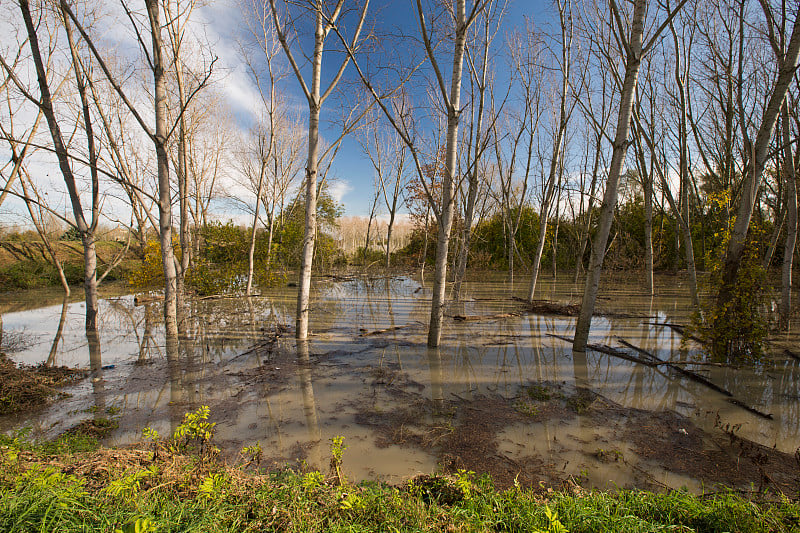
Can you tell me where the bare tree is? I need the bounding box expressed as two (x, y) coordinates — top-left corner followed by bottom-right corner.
(453, 0), (504, 299)
(573, 0), (689, 352)
(334, 0), (493, 346)
(713, 2), (800, 350)
(779, 94), (797, 329)
(58, 0), (215, 337)
(10, 0), (106, 329)
(360, 120), (408, 268)
(269, 0), (370, 339)
(526, 0), (575, 302)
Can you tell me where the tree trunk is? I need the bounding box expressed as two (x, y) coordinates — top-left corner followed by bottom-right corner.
(575, 133), (601, 284)
(635, 131), (654, 295)
(453, 10), (491, 302)
(671, 19), (699, 307)
(715, 14), (800, 335)
(780, 102), (797, 329)
(552, 174), (561, 280)
(385, 206), (396, 268)
(573, 0), (646, 352)
(147, 0), (179, 338)
(427, 0), (468, 348)
(527, 0), (570, 302)
(295, 7), (323, 340)
(247, 162), (266, 295)
(21, 0), (97, 329)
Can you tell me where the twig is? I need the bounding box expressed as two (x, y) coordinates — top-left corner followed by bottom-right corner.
(644, 322), (704, 343)
(547, 333), (658, 367)
(616, 338), (733, 397)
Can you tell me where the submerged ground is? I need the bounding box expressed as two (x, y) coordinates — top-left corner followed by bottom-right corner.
(2, 272), (799, 495)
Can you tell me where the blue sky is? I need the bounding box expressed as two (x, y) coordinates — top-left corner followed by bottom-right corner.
(0, 0), (559, 230)
(208, 0), (556, 217)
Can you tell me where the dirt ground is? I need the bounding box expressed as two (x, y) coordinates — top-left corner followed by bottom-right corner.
(350, 372), (800, 494)
(0, 352), (87, 415)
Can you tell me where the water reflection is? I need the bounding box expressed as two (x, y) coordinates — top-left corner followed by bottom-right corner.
(1, 274), (799, 489)
(45, 297), (69, 367)
(87, 325), (105, 413)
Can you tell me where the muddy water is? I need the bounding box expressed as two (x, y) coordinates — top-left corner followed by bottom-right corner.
(2, 273), (800, 491)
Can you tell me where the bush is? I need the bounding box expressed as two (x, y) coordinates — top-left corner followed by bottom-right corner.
(691, 223), (771, 361)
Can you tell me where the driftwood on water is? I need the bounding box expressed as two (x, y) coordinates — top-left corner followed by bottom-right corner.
(644, 322), (704, 343)
(453, 312), (520, 322)
(616, 338), (774, 420)
(616, 338), (733, 397)
(546, 333), (773, 420)
(512, 296), (580, 316)
(359, 324), (412, 337)
(546, 333), (658, 367)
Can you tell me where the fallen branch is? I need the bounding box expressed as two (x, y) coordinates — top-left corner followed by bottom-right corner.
(644, 322), (704, 343)
(726, 398), (774, 420)
(616, 338), (733, 397)
(133, 294), (163, 306)
(547, 334), (658, 367)
(359, 324), (412, 337)
(783, 348), (800, 363)
(512, 297), (580, 316)
(453, 312), (519, 322)
(617, 339), (775, 420)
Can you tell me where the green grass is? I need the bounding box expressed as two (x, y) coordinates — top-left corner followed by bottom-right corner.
(1, 413), (798, 532)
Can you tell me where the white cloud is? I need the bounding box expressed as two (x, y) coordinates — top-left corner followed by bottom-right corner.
(329, 181), (352, 205)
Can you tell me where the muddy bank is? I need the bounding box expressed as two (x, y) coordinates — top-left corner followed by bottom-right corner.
(351, 377), (800, 494)
(0, 352), (87, 415)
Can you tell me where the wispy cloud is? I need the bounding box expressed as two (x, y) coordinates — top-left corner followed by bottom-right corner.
(329, 180), (352, 206)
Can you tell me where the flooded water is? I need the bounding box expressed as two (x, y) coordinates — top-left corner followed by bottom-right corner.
(2, 273), (800, 491)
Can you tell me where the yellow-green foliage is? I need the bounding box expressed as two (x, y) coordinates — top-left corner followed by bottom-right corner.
(127, 240), (167, 289)
(692, 221), (770, 361)
(197, 473), (227, 502)
(114, 517), (156, 533)
(103, 466), (159, 498)
(171, 405), (217, 456)
(17, 465), (88, 509)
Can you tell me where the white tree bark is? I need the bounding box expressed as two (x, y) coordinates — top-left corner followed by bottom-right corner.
(426, 0), (471, 348)
(147, 0), (179, 337)
(270, 0), (369, 339)
(573, 0), (647, 352)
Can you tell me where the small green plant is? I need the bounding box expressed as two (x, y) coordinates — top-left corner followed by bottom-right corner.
(240, 441), (263, 466)
(338, 490), (365, 511)
(301, 471), (326, 492)
(533, 505), (568, 533)
(197, 472), (227, 502)
(514, 400), (540, 417)
(114, 517), (157, 533)
(330, 435), (347, 485)
(18, 464), (88, 509)
(103, 466), (159, 498)
(526, 384), (551, 401)
(142, 427), (160, 442)
(454, 469), (475, 500)
(566, 395), (591, 414)
(171, 405), (217, 456)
